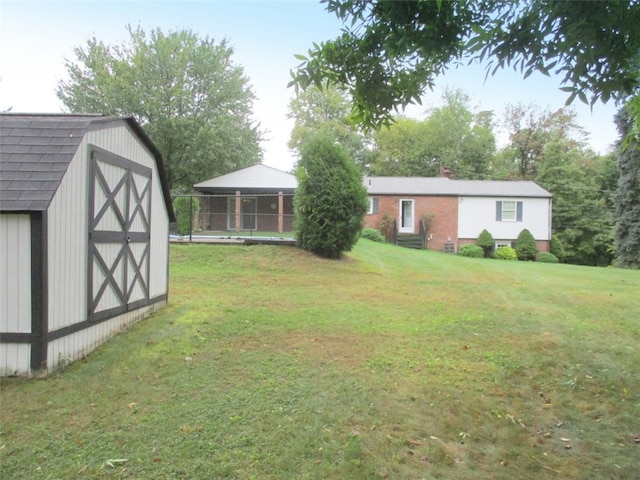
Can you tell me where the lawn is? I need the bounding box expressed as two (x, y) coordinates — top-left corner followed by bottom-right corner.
(1, 240), (639, 479)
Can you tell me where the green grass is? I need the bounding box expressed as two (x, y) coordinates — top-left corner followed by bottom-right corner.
(1, 240), (639, 479)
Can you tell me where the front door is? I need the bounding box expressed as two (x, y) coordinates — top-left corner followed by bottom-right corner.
(88, 146), (152, 322)
(399, 199), (414, 233)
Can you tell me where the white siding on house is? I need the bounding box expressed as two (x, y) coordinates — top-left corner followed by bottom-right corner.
(457, 196), (551, 240)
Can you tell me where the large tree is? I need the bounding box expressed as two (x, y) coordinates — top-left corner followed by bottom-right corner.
(291, 0), (640, 129)
(614, 107), (640, 268)
(287, 86), (372, 170)
(57, 26), (263, 192)
(537, 141), (615, 266)
(496, 105), (586, 179)
(370, 88), (495, 178)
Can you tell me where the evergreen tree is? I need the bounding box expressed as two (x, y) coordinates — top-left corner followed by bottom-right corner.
(614, 108), (640, 268)
(514, 229), (538, 261)
(294, 132), (368, 259)
(476, 229), (495, 258)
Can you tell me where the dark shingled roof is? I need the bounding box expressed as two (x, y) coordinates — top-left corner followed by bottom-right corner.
(0, 113), (175, 221)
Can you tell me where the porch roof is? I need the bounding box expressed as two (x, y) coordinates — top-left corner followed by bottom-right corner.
(194, 163), (297, 193)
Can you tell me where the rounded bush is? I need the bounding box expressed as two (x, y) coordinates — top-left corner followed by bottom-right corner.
(537, 252), (559, 263)
(476, 229), (495, 258)
(360, 228), (386, 243)
(515, 228), (538, 261)
(458, 244), (484, 258)
(495, 246), (518, 260)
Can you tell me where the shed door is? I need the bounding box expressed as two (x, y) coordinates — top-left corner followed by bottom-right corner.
(88, 147), (152, 321)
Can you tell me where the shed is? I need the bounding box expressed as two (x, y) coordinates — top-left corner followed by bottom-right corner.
(0, 113), (175, 376)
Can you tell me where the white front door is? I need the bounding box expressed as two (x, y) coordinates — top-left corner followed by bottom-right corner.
(399, 199), (414, 233)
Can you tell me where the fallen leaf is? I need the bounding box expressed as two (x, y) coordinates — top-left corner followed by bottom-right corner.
(407, 439), (422, 446)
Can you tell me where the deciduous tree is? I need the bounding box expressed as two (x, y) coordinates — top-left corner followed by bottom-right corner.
(291, 1), (640, 130)
(287, 86), (371, 170)
(57, 26), (263, 192)
(370, 89), (495, 178)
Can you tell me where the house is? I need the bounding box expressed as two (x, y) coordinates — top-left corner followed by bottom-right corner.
(190, 164), (552, 252)
(364, 174), (552, 252)
(0, 113), (175, 376)
(193, 163), (296, 233)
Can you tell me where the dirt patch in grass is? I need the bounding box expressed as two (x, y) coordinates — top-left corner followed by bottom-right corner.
(226, 330), (382, 369)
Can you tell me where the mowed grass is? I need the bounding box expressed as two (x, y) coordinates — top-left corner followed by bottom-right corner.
(1, 241), (639, 479)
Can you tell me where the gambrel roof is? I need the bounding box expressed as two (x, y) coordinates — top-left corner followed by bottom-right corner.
(364, 176), (552, 198)
(0, 113), (175, 219)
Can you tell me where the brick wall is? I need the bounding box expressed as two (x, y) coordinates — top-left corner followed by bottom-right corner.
(364, 195), (459, 251)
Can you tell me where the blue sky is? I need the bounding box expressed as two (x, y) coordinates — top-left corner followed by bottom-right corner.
(1, 0), (620, 172)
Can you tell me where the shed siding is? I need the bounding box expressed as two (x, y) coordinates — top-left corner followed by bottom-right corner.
(83, 125), (169, 299)
(0, 215), (32, 375)
(0, 214), (32, 333)
(44, 124), (169, 371)
(46, 300), (166, 372)
(457, 196), (551, 240)
(46, 143), (89, 332)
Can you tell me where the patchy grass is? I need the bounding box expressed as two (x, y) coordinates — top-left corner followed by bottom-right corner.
(1, 240), (639, 479)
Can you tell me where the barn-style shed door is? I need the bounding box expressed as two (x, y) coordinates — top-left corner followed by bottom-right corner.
(88, 147), (152, 322)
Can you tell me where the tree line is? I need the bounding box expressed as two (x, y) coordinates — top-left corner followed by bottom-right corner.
(288, 85), (624, 266)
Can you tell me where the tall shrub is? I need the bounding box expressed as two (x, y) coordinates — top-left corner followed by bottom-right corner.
(173, 196), (200, 235)
(476, 229), (495, 257)
(294, 132), (368, 258)
(550, 234), (566, 262)
(515, 228), (538, 261)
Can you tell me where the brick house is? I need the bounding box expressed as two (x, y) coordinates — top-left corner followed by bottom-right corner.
(363, 173), (552, 253)
(192, 164), (552, 252)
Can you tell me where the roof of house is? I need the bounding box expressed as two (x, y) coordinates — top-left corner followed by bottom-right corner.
(194, 163), (297, 193)
(0, 113), (175, 220)
(364, 176), (552, 198)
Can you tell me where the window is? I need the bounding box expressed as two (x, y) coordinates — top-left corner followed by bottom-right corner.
(496, 201), (523, 222)
(368, 197), (379, 215)
(495, 241), (512, 249)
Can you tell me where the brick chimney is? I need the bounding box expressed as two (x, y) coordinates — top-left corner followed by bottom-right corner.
(440, 166), (454, 179)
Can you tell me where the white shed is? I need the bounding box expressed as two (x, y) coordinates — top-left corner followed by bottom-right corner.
(0, 114), (175, 376)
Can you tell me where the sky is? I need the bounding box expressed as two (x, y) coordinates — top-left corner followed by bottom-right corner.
(0, 0), (622, 174)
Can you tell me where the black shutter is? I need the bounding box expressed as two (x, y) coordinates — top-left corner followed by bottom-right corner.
(372, 197), (379, 214)
(517, 201), (523, 221)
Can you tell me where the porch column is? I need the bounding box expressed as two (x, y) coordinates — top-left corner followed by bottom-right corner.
(235, 191), (241, 232)
(278, 191), (284, 233)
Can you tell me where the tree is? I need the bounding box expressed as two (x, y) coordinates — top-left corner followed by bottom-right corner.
(287, 86), (371, 170)
(614, 107), (640, 268)
(291, 1), (640, 129)
(498, 104), (586, 179)
(536, 141), (615, 266)
(514, 229), (538, 261)
(57, 26), (263, 192)
(294, 132), (368, 259)
(476, 229), (495, 258)
(370, 88), (495, 178)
